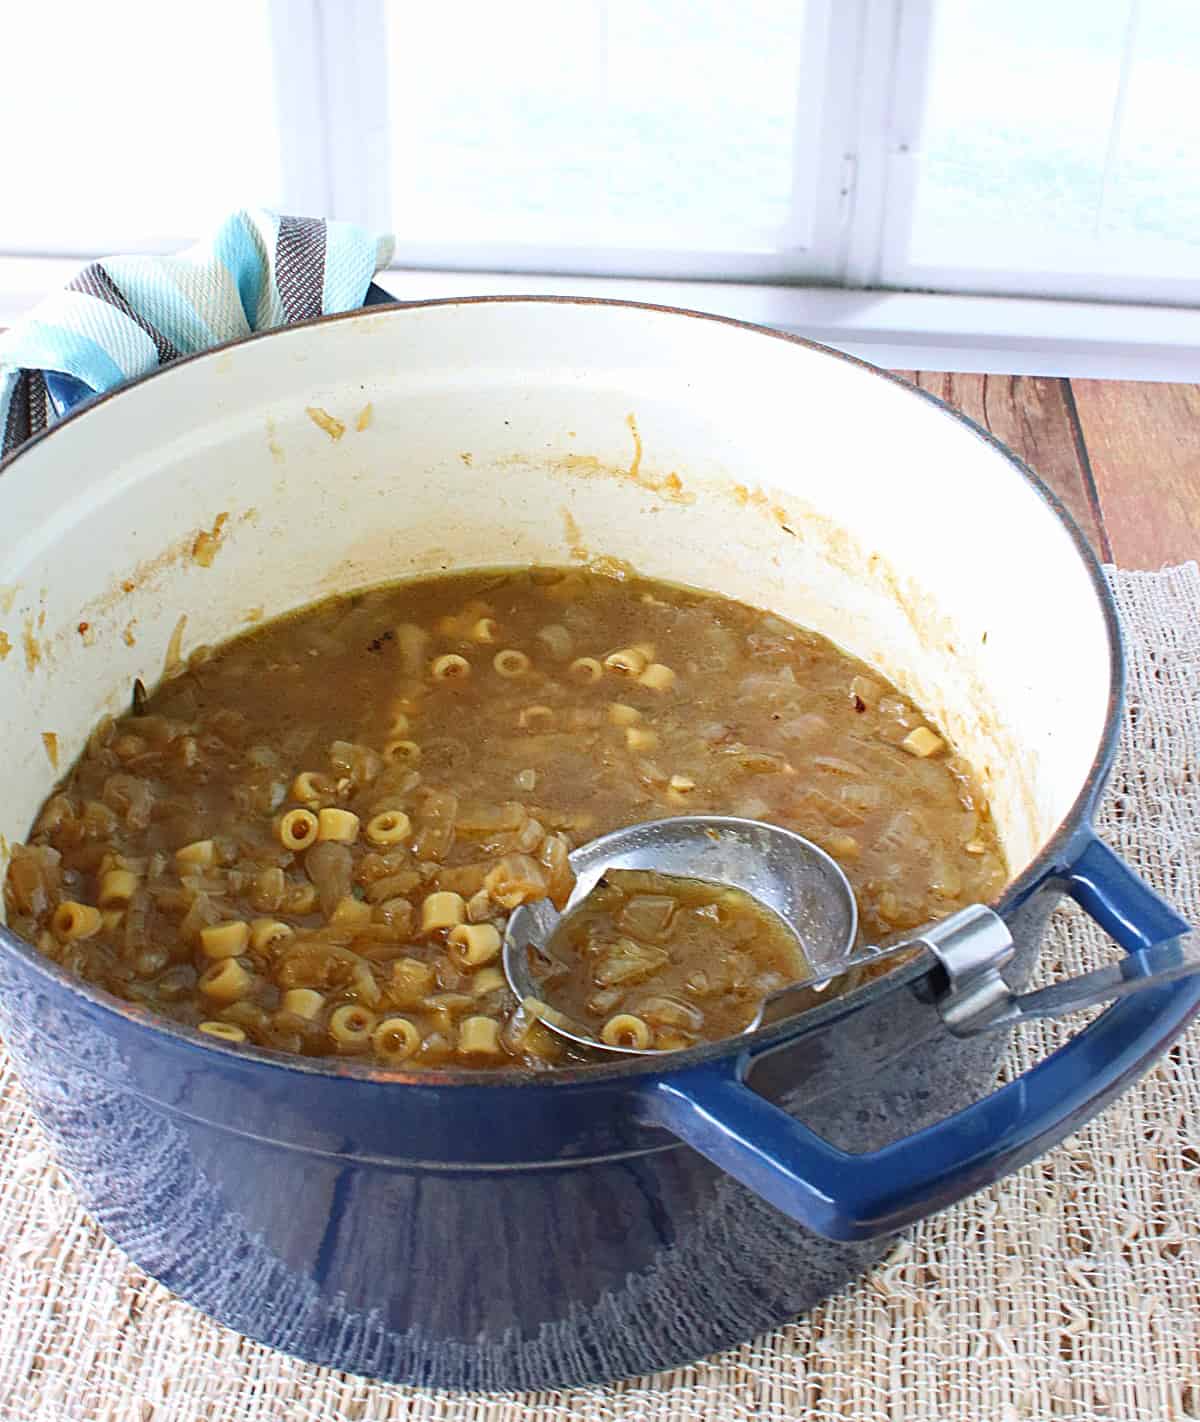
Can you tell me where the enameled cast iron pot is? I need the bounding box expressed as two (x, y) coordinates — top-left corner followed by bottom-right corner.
(0, 298), (1196, 1390)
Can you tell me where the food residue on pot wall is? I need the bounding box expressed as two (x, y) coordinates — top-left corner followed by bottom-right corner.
(79, 510), (257, 629)
(732, 484), (797, 535)
(41, 732), (58, 769)
(306, 406), (345, 441)
(266, 417), (285, 464)
(192, 513), (230, 568)
(627, 412), (643, 481)
(532, 422), (693, 506)
(163, 615), (189, 678)
(561, 508), (587, 562)
(621, 413), (691, 502)
(0, 631), (10, 661)
(22, 618), (41, 672)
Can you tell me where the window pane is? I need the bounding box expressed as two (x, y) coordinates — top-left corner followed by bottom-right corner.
(902, 0), (1200, 281)
(0, 0), (281, 253)
(384, 0), (812, 255)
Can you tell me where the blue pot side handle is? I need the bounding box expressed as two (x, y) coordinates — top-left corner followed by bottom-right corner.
(44, 370), (93, 419)
(643, 829), (1199, 1243)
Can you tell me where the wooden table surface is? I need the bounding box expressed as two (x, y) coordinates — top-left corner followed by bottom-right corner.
(893, 373), (1200, 568)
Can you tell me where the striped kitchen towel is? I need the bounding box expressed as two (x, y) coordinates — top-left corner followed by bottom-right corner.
(0, 210), (395, 458)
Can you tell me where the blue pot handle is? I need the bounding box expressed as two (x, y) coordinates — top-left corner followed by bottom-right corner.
(643, 829), (1199, 1241)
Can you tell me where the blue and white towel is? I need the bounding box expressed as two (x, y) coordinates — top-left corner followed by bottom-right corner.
(0, 210), (395, 458)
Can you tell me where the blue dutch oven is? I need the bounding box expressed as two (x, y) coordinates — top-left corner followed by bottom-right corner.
(0, 296), (1196, 1389)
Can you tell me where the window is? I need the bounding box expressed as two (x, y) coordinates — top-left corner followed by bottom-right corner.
(2, 0), (1198, 372)
(2, 0), (281, 254)
(380, 0), (831, 279)
(886, 0), (1200, 303)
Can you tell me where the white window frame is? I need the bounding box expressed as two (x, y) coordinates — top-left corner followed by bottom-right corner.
(272, 0), (863, 283)
(871, 0), (1200, 309)
(2, 0), (1199, 379)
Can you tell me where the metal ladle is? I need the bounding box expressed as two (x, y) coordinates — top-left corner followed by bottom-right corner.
(502, 814), (1200, 1055)
(504, 815), (870, 1057)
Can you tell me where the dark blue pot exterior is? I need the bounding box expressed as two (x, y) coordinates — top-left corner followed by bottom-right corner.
(0, 886), (1053, 1390)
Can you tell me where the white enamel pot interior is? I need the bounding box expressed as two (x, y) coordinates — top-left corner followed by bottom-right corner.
(0, 299), (1117, 1059)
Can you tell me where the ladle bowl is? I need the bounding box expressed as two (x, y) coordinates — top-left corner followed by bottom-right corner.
(503, 815), (862, 1054)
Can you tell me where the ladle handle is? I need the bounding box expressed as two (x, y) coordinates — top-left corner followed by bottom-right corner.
(641, 829), (1200, 1242)
(997, 932), (1200, 1022)
(758, 938), (935, 1026)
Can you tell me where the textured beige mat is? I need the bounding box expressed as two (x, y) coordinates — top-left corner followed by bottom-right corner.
(1, 565), (1198, 1422)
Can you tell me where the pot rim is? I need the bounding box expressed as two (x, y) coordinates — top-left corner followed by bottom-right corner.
(0, 295), (1124, 1090)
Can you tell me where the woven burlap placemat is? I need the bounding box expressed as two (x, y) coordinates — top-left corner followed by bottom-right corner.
(1, 565), (1197, 1422)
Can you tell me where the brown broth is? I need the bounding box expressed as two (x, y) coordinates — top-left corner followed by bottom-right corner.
(4, 566), (1007, 1070)
(533, 869), (807, 1050)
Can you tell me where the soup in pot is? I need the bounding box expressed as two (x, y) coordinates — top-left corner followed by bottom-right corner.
(4, 567), (1006, 1068)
